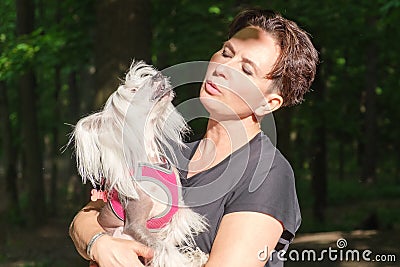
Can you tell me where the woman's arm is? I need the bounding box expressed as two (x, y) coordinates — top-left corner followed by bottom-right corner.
(69, 201), (105, 259)
(69, 201), (153, 267)
(205, 211), (283, 267)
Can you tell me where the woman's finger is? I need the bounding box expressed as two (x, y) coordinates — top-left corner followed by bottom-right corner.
(130, 241), (154, 259)
(91, 235), (152, 267)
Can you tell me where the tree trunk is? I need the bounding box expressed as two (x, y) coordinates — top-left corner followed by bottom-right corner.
(0, 82), (20, 221)
(93, 0), (152, 108)
(68, 71), (79, 119)
(49, 0), (62, 216)
(311, 124), (327, 222)
(360, 17), (378, 184)
(67, 70), (87, 206)
(16, 0), (46, 227)
(310, 64), (327, 222)
(338, 134), (345, 180)
(49, 65), (61, 215)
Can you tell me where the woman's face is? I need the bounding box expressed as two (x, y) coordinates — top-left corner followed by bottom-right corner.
(200, 26), (281, 119)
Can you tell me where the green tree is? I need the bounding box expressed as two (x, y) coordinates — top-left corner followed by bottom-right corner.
(93, 0), (152, 108)
(16, 0), (46, 227)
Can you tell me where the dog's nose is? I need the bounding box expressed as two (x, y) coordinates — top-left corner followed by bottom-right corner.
(152, 72), (163, 81)
(152, 73), (166, 90)
(150, 72), (171, 101)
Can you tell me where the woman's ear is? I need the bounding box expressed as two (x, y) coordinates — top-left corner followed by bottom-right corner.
(254, 93), (283, 117)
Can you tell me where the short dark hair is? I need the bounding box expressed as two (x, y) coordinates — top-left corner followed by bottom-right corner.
(229, 9), (319, 107)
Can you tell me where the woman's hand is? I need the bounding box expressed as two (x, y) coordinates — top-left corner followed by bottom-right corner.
(69, 201), (153, 267)
(91, 234), (154, 267)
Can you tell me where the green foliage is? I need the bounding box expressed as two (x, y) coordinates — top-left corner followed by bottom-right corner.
(0, 28), (61, 80)
(0, 0), (399, 235)
(151, 0), (241, 135)
(0, 0), (96, 228)
(152, 0), (239, 66)
(0, 0), (94, 100)
(381, 0), (400, 13)
(0, 0), (16, 80)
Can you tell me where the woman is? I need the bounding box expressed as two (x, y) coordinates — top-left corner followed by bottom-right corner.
(69, 8), (318, 267)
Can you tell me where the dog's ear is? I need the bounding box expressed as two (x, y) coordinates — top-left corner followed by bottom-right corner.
(73, 112), (105, 187)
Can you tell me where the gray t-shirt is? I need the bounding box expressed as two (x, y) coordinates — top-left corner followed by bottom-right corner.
(177, 131), (301, 267)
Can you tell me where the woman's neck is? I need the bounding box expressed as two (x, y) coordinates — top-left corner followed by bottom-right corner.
(187, 116), (261, 178)
(204, 116), (260, 149)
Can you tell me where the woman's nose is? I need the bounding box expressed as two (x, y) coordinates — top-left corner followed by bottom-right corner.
(213, 62), (229, 79)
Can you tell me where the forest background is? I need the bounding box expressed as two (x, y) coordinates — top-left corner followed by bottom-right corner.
(0, 0), (399, 266)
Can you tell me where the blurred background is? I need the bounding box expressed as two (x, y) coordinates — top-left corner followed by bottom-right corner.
(0, 0), (399, 266)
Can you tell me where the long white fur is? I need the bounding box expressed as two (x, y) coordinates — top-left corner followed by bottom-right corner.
(71, 60), (209, 266)
(72, 61), (187, 199)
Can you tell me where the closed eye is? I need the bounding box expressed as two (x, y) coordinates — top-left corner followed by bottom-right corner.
(242, 65), (253, 75)
(222, 48), (233, 58)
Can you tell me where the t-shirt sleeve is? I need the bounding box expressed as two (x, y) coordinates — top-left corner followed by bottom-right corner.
(224, 152), (301, 244)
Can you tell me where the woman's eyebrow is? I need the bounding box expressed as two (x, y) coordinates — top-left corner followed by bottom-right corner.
(224, 41), (235, 51)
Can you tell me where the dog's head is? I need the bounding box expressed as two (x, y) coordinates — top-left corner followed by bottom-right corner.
(118, 61), (188, 159)
(71, 60), (188, 198)
(123, 68), (174, 125)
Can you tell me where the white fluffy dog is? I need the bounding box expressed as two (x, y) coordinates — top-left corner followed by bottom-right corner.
(70, 60), (208, 267)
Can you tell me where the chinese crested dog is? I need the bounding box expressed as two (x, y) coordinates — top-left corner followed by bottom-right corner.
(70, 60), (208, 267)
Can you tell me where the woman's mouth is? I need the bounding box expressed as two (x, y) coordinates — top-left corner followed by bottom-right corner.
(204, 80), (222, 96)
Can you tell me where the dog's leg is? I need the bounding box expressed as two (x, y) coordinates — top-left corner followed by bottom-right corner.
(98, 202), (124, 232)
(123, 189), (156, 248)
(123, 189), (193, 267)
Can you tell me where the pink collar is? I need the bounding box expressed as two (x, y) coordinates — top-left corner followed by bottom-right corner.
(109, 162), (180, 232)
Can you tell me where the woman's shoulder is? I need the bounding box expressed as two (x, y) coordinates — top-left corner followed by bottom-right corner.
(250, 132), (294, 180)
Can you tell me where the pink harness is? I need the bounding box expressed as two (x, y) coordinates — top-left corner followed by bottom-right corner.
(109, 162), (181, 231)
